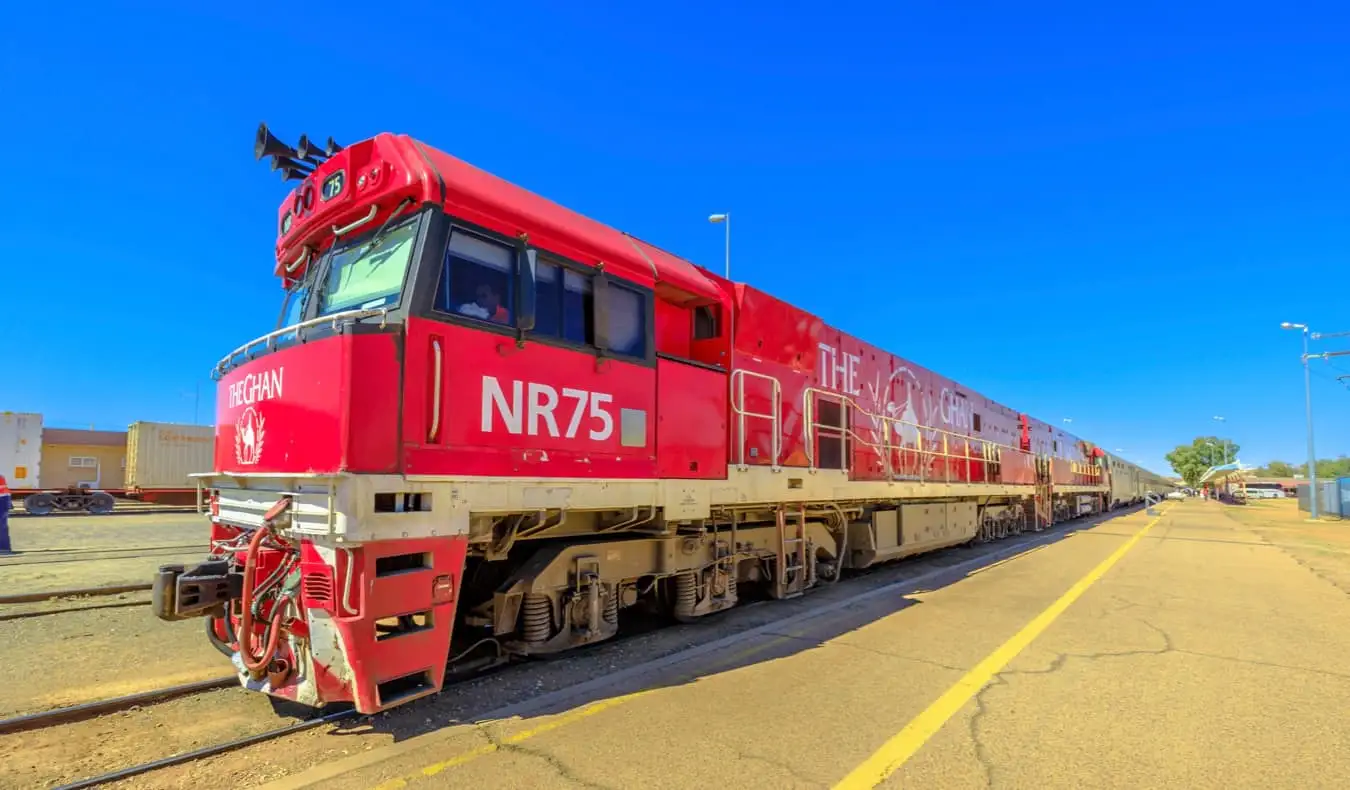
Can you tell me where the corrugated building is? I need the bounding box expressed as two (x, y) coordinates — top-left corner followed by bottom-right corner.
(39, 428), (128, 489)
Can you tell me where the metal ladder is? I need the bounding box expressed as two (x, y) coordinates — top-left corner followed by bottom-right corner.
(1034, 455), (1054, 530)
(775, 506), (809, 598)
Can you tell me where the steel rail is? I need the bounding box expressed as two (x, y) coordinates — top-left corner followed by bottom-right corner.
(0, 545), (204, 568)
(0, 584), (153, 605)
(0, 677), (239, 735)
(0, 600), (148, 622)
(51, 708), (359, 790)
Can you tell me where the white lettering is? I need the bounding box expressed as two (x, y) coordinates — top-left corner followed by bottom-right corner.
(482, 376), (523, 434)
(562, 388), (589, 438)
(589, 392), (614, 441)
(527, 382), (561, 437)
(228, 367), (285, 409)
(816, 342), (861, 396)
(482, 377), (616, 442)
(939, 388), (972, 431)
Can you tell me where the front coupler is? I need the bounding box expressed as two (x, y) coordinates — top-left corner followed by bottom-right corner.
(153, 560), (243, 621)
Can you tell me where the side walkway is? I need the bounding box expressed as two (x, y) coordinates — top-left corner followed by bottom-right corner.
(266, 501), (1350, 790)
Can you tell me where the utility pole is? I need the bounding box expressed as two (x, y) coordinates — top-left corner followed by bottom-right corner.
(1279, 324), (1350, 519)
(1280, 323), (1317, 518)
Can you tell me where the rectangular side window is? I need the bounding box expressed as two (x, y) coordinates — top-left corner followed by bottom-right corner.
(693, 305), (719, 340)
(599, 283), (647, 358)
(562, 270), (594, 345)
(437, 230), (515, 326)
(530, 260), (595, 346)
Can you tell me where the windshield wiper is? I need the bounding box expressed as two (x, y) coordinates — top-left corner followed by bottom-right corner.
(346, 197), (415, 265)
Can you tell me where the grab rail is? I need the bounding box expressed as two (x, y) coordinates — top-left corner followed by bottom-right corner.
(799, 386), (1035, 484)
(729, 369), (782, 470)
(212, 307), (390, 378)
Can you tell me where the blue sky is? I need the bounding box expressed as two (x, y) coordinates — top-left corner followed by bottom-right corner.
(4, 0), (1348, 476)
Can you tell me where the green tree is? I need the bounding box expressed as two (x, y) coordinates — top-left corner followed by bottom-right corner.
(1259, 460), (1296, 477)
(1165, 436), (1242, 487)
(1315, 456), (1350, 480)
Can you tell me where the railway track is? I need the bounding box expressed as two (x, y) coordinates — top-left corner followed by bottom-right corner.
(0, 677), (239, 736)
(0, 674), (353, 790)
(53, 708), (359, 790)
(0, 583), (153, 605)
(12, 506), (199, 519)
(0, 598), (149, 622)
(0, 544), (204, 568)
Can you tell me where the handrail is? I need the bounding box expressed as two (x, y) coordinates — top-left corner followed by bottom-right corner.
(729, 369), (781, 469)
(212, 307), (391, 379)
(800, 385), (1038, 483)
(428, 338), (443, 442)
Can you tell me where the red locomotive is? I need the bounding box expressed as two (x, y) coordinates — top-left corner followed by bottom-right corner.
(152, 125), (1172, 714)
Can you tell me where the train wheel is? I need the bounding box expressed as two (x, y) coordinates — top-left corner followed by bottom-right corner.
(23, 493), (54, 516)
(88, 492), (116, 515)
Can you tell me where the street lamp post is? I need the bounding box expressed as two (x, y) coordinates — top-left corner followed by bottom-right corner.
(1280, 322), (1317, 519)
(1212, 415), (1228, 464)
(708, 213), (730, 279)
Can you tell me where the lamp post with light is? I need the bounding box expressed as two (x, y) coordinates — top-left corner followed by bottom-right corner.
(1280, 322), (1317, 519)
(708, 213), (730, 279)
(1212, 415), (1229, 464)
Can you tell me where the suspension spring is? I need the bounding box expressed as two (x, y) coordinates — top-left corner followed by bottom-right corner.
(521, 594), (552, 643)
(673, 573), (698, 619)
(603, 586), (618, 625)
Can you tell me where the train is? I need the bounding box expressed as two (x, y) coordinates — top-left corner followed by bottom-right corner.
(151, 125), (1176, 715)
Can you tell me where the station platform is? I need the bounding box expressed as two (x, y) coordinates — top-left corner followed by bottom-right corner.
(266, 500), (1350, 790)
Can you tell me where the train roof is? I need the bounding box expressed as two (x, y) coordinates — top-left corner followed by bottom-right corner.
(415, 137), (723, 307)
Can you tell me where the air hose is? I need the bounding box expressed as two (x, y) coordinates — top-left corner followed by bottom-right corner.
(238, 527), (288, 677)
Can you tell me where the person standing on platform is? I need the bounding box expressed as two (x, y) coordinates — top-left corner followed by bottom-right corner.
(0, 474), (11, 553)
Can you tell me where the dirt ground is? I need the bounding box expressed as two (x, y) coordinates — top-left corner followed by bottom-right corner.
(6, 512), (210, 552)
(1, 513), (211, 596)
(0, 512), (225, 720)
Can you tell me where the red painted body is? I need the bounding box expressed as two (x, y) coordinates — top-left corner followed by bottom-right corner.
(214, 334), (401, 475)
(245, 131), (1098, 486)
(201, 128), (1115, 715)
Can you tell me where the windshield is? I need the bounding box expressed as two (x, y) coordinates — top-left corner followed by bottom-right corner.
(318, 216), (421, 315)
(278, 282), (308, 329)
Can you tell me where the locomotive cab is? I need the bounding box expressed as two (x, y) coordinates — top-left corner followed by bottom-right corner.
(162, 127), (734, 714)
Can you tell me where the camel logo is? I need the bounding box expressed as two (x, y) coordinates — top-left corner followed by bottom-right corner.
(234, 407), (266, 466)
(864, 366), (923, 448)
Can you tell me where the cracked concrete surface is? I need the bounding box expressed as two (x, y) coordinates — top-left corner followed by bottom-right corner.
(269, 501), (1350, 790)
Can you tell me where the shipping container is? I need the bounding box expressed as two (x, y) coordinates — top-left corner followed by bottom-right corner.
(0, 412), (43, 488)
(125, 421), (215, 490)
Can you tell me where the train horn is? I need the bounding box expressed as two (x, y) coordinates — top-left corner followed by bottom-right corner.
(296, 134), (327, 164)
(270, 154), (313, 176)
(279, 166), (310, 182)
(255, 123), (300, 161)
(325, 136), (344, 156)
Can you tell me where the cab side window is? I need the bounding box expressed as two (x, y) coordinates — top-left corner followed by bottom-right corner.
(436, 230), (514, 325)
(533, 261), (594, 344)
(599, 282), (646, 358)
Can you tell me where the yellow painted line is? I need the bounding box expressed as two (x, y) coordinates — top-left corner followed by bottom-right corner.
(372, 690), (655, 790)
(832, 505), (1171, 790)
(371, 507), (1154, 790)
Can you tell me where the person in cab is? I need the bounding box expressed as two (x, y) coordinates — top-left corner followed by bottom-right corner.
(458, 283), (510, 324)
